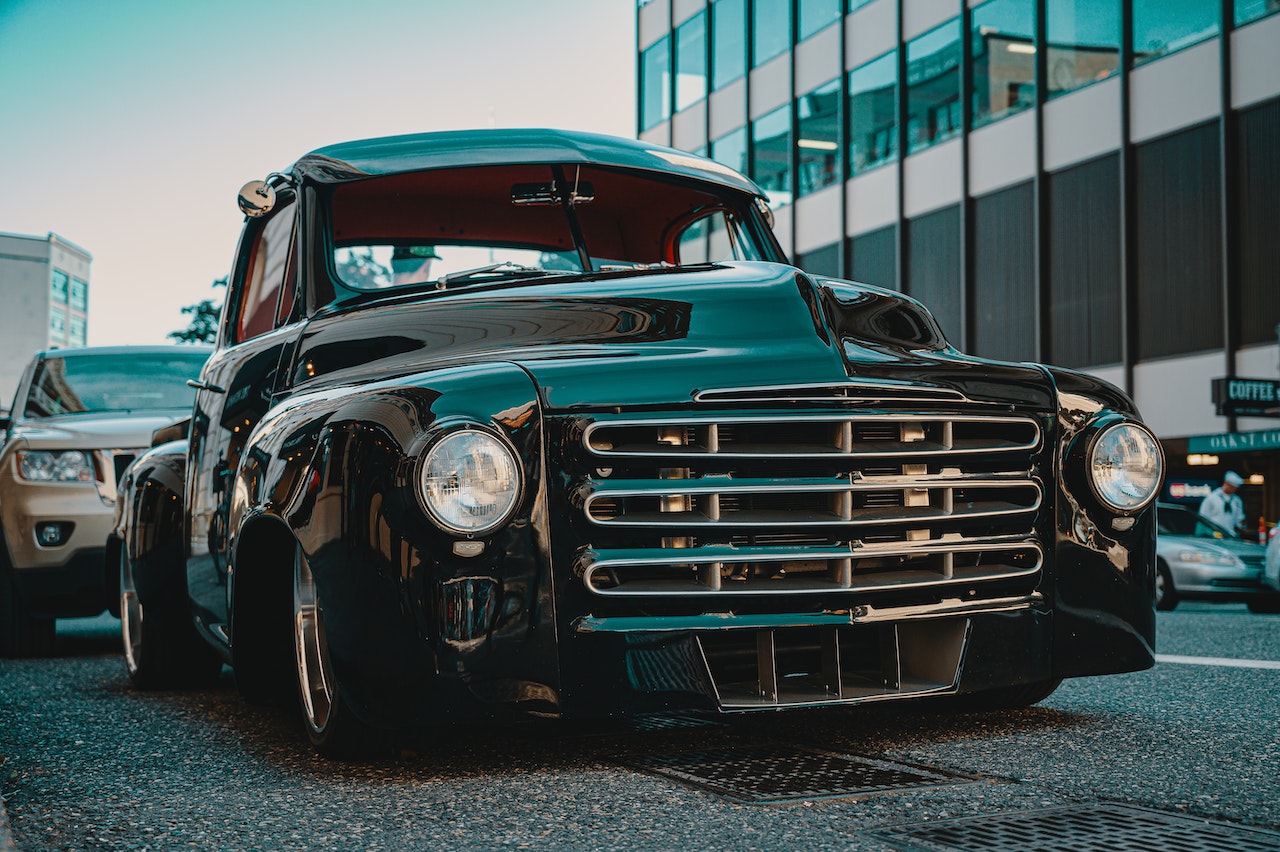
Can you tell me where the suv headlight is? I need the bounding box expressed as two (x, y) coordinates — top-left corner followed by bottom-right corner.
(1087, 422), (1162, 512)
(418, 428), (522, 535)
(17, 450), (97, 483)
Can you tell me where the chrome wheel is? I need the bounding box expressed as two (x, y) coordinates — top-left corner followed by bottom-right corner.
(120, 549), (143, 676)
(293, 546), (334, 733)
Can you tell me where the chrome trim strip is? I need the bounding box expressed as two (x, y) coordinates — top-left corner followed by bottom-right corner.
(692, 381), (971, 404)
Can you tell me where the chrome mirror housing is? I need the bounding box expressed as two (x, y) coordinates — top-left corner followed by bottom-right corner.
(237, 180), (276, 218)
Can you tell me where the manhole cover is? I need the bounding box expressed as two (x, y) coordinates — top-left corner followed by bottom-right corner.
(872, 803), (1280, 851)
(626, 745), (976, 804)
(628, 713), (725, 733)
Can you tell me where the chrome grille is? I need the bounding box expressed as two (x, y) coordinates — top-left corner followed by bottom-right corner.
(571, 412), (1045, 598)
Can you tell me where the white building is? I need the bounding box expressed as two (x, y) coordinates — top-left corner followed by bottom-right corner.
(0, 232), (92, 407)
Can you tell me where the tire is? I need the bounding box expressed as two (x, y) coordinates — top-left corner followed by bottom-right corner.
(1155, 562), (1178, 611)
(1246, 596), (1280, 614)
(293, 544), (390, 759)
(120, 543), (222, 689)
(0, 542), (56, 659)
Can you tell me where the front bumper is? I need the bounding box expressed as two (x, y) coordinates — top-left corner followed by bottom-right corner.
(1, 479), (114, 617)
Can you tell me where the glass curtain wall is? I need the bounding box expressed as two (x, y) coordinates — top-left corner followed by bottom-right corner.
(971, 0), (1036, 127)
(1132, 0), (1219, 65)
(797, 79), (841, 196)
(799, 0), (841, 40)
(906, 19), (962, 153)
(753, 0), (791, 66)
(676, 12), (708, 111)
(641, 36), (671, 130)
(712, 0), (746, 89)
(752, 104), (793, 203)
(1045, 0), (1120, 97)
(1236, 0), (1280, 25)
(848, 50), (897, 175)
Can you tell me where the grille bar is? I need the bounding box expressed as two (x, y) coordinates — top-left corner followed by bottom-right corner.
(583, 413), (1039, 459)
(577, 537), (1042, 597)
(580, 473), (1040, 528)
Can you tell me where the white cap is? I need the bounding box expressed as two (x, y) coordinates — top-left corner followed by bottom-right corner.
(1224, 471), (1244, 487)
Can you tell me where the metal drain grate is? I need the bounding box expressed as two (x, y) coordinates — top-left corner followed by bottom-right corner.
(628, 713), (726, 733)
(872, 803), (1280, 851)
(626, 745), (975, 804)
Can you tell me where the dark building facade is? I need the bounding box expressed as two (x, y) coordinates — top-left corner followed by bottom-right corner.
(637, 0), (1280, 530)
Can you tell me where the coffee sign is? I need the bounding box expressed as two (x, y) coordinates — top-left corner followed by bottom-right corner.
(1211, 377), (1280, 417)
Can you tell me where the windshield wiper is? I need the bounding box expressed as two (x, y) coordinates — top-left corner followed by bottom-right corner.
(439, 262), (572, 289)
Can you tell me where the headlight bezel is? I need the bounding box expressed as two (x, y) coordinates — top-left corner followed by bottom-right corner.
(16, 450), (99, 483)
(1084, 419), (1164, 515)
(415, 425), (523, 537)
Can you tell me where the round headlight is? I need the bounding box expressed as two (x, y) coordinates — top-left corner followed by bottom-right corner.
(418, 429), (521, 535)
(1088, 422), (1162, 512)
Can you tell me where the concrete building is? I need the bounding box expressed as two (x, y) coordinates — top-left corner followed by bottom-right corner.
(0, 232), (92, 407)
(637, 0), (1280, 529)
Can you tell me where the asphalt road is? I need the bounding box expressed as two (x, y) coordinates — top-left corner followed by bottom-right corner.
(2, 603), (1278, 851)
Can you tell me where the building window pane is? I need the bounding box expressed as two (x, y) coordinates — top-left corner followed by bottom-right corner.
(906, 206), (961, 343)
(69, 317), (86, 347)
(849, 50), (897, 176)
(640, 36), (671, 131)
(1045, 0), (1120, 98)
(51, 270), (68, 303)
(1132, 0), (1218, 65)
(848, 225), (898, 290)
(711, 126), (749, 175)
(50, 307), (65, 339)
(753, 0), (791, 67)
(676, 12), (708, 111)
(848, 0), (874, 11)
(1236, 0), (1280, 26)
(1236, 99), (1280, 346)
(69, 278), (88, 310)
(907, 19), (962, 154)
(712, 0), (746, 89)
(799, 0), (841, 40)
(797, 242), (841, 276)
(971, 0), (1036, 127)
(797, 79), (841, 197)
(972, 183), (1036, 361)
(752, 104), (792, 204)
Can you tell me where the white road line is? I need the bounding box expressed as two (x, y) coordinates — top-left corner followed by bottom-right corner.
(1155, 654), (1280, 670)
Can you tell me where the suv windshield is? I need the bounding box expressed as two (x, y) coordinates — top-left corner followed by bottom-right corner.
(23, 351), (208, 418)
(326, 164), (770, 295)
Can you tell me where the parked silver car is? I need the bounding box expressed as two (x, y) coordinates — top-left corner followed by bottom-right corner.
(1155, 502), (1279, 613)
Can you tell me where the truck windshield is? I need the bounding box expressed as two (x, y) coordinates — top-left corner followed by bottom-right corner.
(326, 164), (770, 295)
(23, 351), (208, 418)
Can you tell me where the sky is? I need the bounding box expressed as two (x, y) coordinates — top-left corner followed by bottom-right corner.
(0, 0), (636, 345)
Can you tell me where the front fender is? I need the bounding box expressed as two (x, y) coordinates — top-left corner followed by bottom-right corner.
(118, 440), (191, 617)
(228, 361), (558, 725)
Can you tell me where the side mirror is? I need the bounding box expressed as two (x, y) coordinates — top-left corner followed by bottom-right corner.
(237, 180), (277, 218)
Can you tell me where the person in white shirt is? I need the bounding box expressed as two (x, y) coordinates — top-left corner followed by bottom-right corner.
(1198, 471), (1247, 537)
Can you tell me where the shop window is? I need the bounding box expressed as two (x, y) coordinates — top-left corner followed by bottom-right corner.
(971, 0), (1036, 128)
(676, 12), (707, 112)
(641, 35), (671, 131)
(1045, 0), (1120, 98)
(1132, 0), (1218, 66)
(797, 79), (840, 197)
(906, 19), (962, 154)
(712, 0), (746, 89)
(752, 104), (792, 204)
(849, 50), (897, 176)
(753, 0), (791, 67)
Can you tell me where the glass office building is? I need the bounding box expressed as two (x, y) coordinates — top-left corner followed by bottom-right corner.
(637, 0), (1280, 525)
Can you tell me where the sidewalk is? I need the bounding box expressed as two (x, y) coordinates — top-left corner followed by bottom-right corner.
(0, 794), (16, 852)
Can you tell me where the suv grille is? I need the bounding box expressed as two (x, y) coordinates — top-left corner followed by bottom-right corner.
(570, 412), (1045, 598)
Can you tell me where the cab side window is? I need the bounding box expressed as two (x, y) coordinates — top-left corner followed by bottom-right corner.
(234, 199), (296, 343)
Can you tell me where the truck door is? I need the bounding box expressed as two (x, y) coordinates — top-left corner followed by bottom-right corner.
(186, 192), (301, 642)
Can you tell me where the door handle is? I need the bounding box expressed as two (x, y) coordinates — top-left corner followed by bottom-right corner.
(187, 378), (226, 394)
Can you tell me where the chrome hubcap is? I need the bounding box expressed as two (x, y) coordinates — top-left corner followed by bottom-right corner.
(293, 547), (333, 733)
(120, 550), (143, 675)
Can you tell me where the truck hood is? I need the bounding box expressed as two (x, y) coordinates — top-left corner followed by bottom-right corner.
(295, 262), (1057, 411)
(4, 411), (188, 451)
